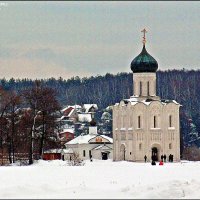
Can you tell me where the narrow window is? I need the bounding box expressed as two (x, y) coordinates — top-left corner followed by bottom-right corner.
(169, 115), (172, 127)
(154, 116), (156, 128)
(83, 150), (85, 157)
(169, 143), (172, 149)
(138, 116), (141, 128)
(147, 81), (150, 96)
(130, 152), (132, 155)
(139, 143), (142, 150)
(139, 81), (142, 96)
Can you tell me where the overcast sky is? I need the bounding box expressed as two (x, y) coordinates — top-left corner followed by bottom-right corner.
(0, 1), (200, 79)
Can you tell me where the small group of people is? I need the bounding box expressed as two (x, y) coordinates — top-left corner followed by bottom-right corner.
(144, 155), (158, 165)
(160, 154), (167, 162)
(144, 153), (174, 165)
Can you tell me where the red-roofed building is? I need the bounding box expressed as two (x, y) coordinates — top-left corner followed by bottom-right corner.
(61, 106), (78, 123)
(59, 129), (75, 145)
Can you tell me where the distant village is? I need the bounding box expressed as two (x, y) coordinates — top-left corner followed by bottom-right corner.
(43, 103), (113, 162)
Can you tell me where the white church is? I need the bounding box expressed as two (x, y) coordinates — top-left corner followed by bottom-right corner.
(112, 29), (181, 162)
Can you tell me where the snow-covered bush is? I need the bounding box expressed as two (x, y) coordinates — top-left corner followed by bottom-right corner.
(68, 152), (85, 166)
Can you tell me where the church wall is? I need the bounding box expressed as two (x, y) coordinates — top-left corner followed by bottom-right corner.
(163, 103), (181, 161)
(132, 103), (146, 161)
(113, 100), (180, 162)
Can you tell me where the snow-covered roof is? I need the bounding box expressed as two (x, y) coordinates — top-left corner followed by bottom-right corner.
(66, 134), (95, 144)
(78, 113), (92, 122)
(61, 106), (77, 118)
(130, 102), (138, 106)
(43, 149), (62, 154)
(68, 108), (75, 117)
(115, 96), (181, 107)
(60, 128), (74, 134)
(83, 104), (98, 113)
(105, 106), (113, 111)
(60, 116), (68, 120)
(63, 148), (74, 154)
(99, 135), (113, 143)
(61, 105), (82, 112)
(61, 106), (72, 113)
(92, 144), (112, 151)
(172, 100), (179, 105)
(43, 148), (74, 154)
(129, 96), (139, 101)
(66, 134), (113, 145)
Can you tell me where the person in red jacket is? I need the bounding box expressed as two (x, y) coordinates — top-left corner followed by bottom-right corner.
(159, 160), (164, 165)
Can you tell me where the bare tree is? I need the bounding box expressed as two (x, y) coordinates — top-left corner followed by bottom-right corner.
(0, 88), (22, 164)
(6, 91), (22, 163)
(22, 81), (61, 164)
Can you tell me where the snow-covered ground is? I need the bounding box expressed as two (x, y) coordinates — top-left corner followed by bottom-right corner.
(0, 159), (200, 199)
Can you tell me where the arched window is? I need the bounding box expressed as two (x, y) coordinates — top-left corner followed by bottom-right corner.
(147, 81), (150, 96)
(169, 115), (172, 127)
(138, 115), (141, 128)
(169, 143), (172, 149)
(154, 116), (157, 128)
(139, 81), (142, 96)
(139, 143), (142, 150)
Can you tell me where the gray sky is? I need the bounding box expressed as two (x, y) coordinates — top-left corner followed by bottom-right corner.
(0, 1), (200, 79)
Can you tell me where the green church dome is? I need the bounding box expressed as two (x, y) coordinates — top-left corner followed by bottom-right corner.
(130, 44), (158, 73)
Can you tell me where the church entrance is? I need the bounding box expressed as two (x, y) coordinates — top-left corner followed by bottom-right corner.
(151, 147), (158, 161)
(120, 144), (126, 160)
(102, 152), (108, 160)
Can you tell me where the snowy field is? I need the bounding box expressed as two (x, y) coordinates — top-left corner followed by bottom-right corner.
(0, 159), (200, 199)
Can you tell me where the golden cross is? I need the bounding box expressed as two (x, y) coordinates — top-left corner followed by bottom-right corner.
(141, 28), (147, 45)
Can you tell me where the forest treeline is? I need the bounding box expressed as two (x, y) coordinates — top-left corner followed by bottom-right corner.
(0, 69), (200, 149)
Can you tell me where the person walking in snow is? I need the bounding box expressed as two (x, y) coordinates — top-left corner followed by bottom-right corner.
(171, 154), (173, 162)
(151, 160), (156, 165)
(90, 154), (93, 162)
(163, 154), (166, 162)
(159, 160), (164, 165)
(169, 154), (172, 162)
(161, 155), (164, 162)
(144, 155), (147, 162)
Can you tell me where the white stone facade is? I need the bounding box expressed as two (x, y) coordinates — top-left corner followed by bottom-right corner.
(65, 126), (113, 161)
(113, 71), (181, 162)
(133, 73), (156, 97)
(65, 142), (113, 161)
